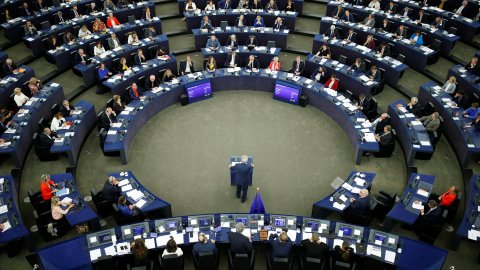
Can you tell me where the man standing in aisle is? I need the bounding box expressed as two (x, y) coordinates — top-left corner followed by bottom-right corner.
(229, 155), (254, 203)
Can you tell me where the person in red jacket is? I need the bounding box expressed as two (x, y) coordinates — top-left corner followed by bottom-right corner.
(107, 12), (120, 28)
(40, 174), (58, 200)
(429, 186), (459, 206)
(324, 74), (339, 90)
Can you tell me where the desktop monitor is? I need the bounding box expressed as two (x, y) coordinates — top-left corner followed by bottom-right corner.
(374, 233), (387, 244)
(132, 225), (144, 236)
(307, 222), (319, 230)
(341, 226), (352, 236)
(73, 197), (80, 206)
(273, 81), (302, 105)
(274, 219), (286, 227)
(166, 222), (177, 230)
(185, 80), (212, 103)
(98, 234), (111, 244)
(237, 217), (248, 225)
(199, 218), (210, 227)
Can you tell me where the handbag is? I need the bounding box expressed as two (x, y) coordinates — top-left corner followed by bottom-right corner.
(76, 223), (89, 234)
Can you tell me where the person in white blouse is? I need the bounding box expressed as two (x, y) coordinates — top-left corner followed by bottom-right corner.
(442, 76), (456, 95)
(162, 238), (183, 257)
(78, 25), (91, 38)
(94, 41), (105, 57)
(368, 0), (380, 9)
(50, 112), (66, 132)
(13, 88), (28, 107)
(205, 0), (215, 11)
(127, 31), (139, 44)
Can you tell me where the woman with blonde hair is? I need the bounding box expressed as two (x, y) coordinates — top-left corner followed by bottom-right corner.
(28, 77), (40, 96)
(441, 76), (456, 94)
(112, 95), (126, 115)
(13, 88), (28, 107)
(363, 34), (375, 50)
(50, 112), (66, 132)
(51, 196), (74, 221)
(118, 57), (131, 71)
(205, 56), (216, 71)
(162, 69), (176, 83)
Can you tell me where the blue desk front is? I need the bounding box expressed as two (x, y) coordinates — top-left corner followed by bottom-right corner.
(447, 65), (480, 101)
(0, 84), (64, 168)
(319, 18), (435, 71)
(230, 156), (253, 186)
(312, 171), (375, 219)
(417, 81), (480, 168)
(387, 99), (433, 166)
(104, 69), (378, 165)
(50, 173), (100, 230)
(50, 99), (96, 166)
(325, 3), (460, 56)
(0, 0), (97, 44)
(185, 10), (297, 30)
(451, 174), (480, 250)
(0, 51), (8, 63)
(305, 54), (378, 98)
(193, 27), (289, 49)
(23, 3), (158, 57)
(384, 173), (435, 232)
(46, 20), (163, 71)
(0, 175), (33, 251)
(102, 56), (178, 96)
(73, 34), (169, 87)
(177, 0), (305, 15)
(108, 171), (172, 219)
(0, 65), (35, 106)
(36, 212), (448, 270)
(312, 35), (408, 86)
(202, 46), (280, 68)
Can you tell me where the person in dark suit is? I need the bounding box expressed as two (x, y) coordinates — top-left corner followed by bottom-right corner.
(265, 0), (278, 11)
(384, 1), (396, 14)
(372, 113), (389, 133)
(218, 0), (232, 9)
(341, 10), (354, 23)
(366, 66), (381, 82)
(225, 50), (240, 68)
(133, 49), (147, 65)
(226, 34), (238, 48)
(228, 222), (254, 255)
(245, 55), (259, 71)
(108, 33), (121, 49)
(376, 125), (393, 146)
(402, 200), (442, 231)
(380, 19), (392, 32)
(323, 25), (340, 39)
(453, 1), (468, 16)
(406, 97), (422, 116)
(376, 42), (391, 57)
(331, 5), (344, 19)
(229, 155), (254, 202)
(144, 75), (159, 91)
(2, 59), (17, 75)
(39, 128), (60, 147)
(352, 0), (366, 6)
(87, 2), (100, 14)
(250, 0), (262, 10)
(246, 35), (258, 49)
(273, 17), (284, 30)
(200, 16), (213, 31)
(453, 90), (470, 109)
(74, 49), (90, 65)
(63, 31), (76, 44)
(60, 100), (73, 116)
(398, 7), (411, 18)
(35, 0), (48, 12)
(193, 232), (218, 257)
(21, 2), (35, 16)
(415, 10), (427, 24)
(70, 5), (82, 19)
(0, 116), (12, 136)
(290, 56), (305, 76)
(394, 25), (408, 39)
(100, 108), (115, 130)
(356, 94), (370, 114)
(24, 21), (38, 36)
(344, 29), (357, 43)
(129, 83), (146, 101)
(463, 57), (480, 75)
(431, 17), (445, 30)
(269, 232), (292, 261)
(102, 176), (121, 201)
(234, 15), (247, 27)
(301, 233), (329, 259)
(180, 56), (195, 75)
(348, 58), (366, 73)
(54, 11), (68, 24)
(345, 189), (370, 215)
(311, 66), (327, 83)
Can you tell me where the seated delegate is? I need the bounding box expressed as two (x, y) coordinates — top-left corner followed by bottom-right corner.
(60, 100), (73, 116)
(344, 188), (370, 215)
(356, 94), (370, 115)
(334, 241), (354, 264)
(206, 35), (220, 51)
(133, 49), (147, 65)
(289, 56), (304, 76)
(98, 62), (112, 82)
(265, 0), (278, 11)
(429, 186), (459, 207)
(74, 49), (90, 65)
(441, 76), (456, 94)
(193, 232), (218, 258)
(118, 195), (142, 217)
(112, 95), (126, 115)
(3, 59), (18, 75)
(51, 196), (74, 223)
(311, 66), (327, 83)
(162, 238), (184, 257)
(28, 77), (41, 96)
(39, 128), (61, 147)
(50, 112), (66, 132)
(94, 41), (106, 57)
(131, 239), (151, 267)
(162, 69), (176, 84)
(129, 83), (147, 100)
(128, 31), (140, 44)
(180, 56), (195, 75)
(13, 88), (29, 107)
(245, 55), (259, 70)
(144, 75), (159, 91)
(314, 43), (331, 59)
(366, 66), (381, 81)
(226, 34), (238, 48)
(206, 56), (217, 71)
(253, 16), (264, 27)
(102, 176), (121, 201)
(417, 112), (440, 132)
(225, 51), (240, 68)
(344, 29), (357, 43)
(235, 15), (247, 27)
(301, 232), (329, 259)
(463, 102), (480, 120)
(107, 13), (120, 28)
(268, 56), (280, 71)
(268, 232), (292, 261)
(324, 74), (339, 90)
(40, 174), (58, 200)
(410, 30), (424, 45)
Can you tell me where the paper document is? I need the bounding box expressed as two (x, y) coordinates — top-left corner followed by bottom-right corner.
(420, 141), (431, 146)
(61, 197), (72, 204)
(342, 183), (353, 191)
(333, 202), (346, 210)
(287, 230), (297, 242)
(112, 123), (122, 128)
(136, 199), (147, 208)
(107, 130), (117, 135)
(351, 187), (361, 194)
(118, 179), (129, 186)
(156, 235), (170, 246)
(367, 245), (382, 257)
(384, 250), (396, 263)
(104, 246), (117, 256)
(303, 232), (312, 240)
(354, 178), (366, 186)
(364, 133), (377, 142)
(89, 249), (102, 261)
(121, 184), (132, 192)
(417, 188), (429, 197)
(0, 205), (7, 214)
(412, 202), (424, 210)
(411, 120), (422, 126)
(145, 238), (156, 249)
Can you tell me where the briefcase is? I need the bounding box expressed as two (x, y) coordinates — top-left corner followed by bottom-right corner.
(260, 229), (268, 241)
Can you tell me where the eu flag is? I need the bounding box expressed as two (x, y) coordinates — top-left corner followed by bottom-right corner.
(250, 189), (265, 214)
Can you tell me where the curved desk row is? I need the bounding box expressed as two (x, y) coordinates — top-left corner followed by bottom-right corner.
(36, 211), (448, 270)
(320, 18), (435, 71)
(201, 46), (280, 68)
(0, 0), (97, 44)
(102, 55), (178, 96)
(0, 174), (33, 252)
(312, 35), (408, 86)
(184, 9), (297, 31)
(387, 99), (433, 166)
(108, 171), (172, 219)
(192, 27), (289, 49)
(23, 3), (158, 57)
(103, 68), (378, 165)
(46, 20), (163, 71)
(50, 99), (96, 166)
(326, 3), (460, 56)
(304, 54), (378, 99)
(50, 173), (100, 230)
(0, 65), (35, 107)
(177, 0), (304, 15)
(73, 34), (169, 87)
(0, 51), (8, 63)
(378, 0), (480, 42)
(383, 173), (436, 232)
(447, 65), (480, 101)
(312, 171), (376, 219)
(417, 81), (480, 168)
(451, 174), (480, 250)
(0, 84), (64, 168)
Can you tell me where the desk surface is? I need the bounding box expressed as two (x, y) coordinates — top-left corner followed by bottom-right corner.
(0, 175), (29, 244)
(447, 65), (480, 101)
(201, 46), (280, 68)
(36, 211), (448, 270)
(0, 66), (35, 106)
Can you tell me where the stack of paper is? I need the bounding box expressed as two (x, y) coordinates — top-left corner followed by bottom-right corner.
(367, 245), (382, 257)
(145, 238), (156, 249)
(468, 229), (480, 240)
(121, 184), (133, 192)
(126, 189), (144, 201)
(384, 250), (396, 263)
(118, 179), (129, 186)
(287, 230), (297, 242)
(0, 205), (8, 214)
(136, 199), (147, 209)
(333, 202), (346, 210)
(104, 246), (117, 256)
(89, 249), (102, 261)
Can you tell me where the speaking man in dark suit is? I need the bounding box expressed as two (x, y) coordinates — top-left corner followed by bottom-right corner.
(102, 176), (121, 201)
(290, 56), (305, 76)
(2, 59), (17, 75)
(228, 222), (254, 255)
(269, 232), (293, 261)
(229, 155), (254, 203)
(344, 189), (370, 215)
(225, 50), (240, 68)
(331, 5), (344, 19)
(74, 49), (90, 65)
(344, 29), (357, 43)
(39, 128), (60, 147)
(193, 232), (218, 258)
(21, 2), (35, 16)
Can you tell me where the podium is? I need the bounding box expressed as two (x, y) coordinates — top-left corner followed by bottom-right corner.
(230, 156), (253, 186)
